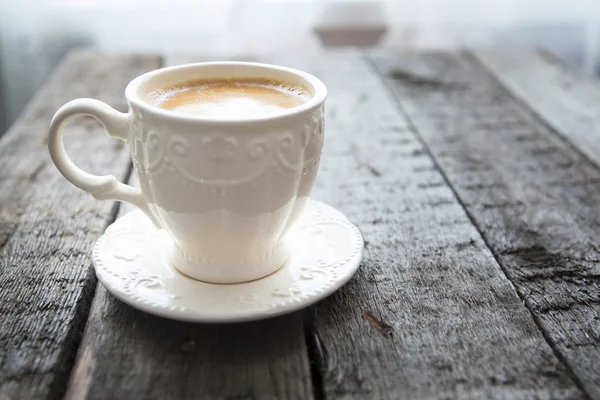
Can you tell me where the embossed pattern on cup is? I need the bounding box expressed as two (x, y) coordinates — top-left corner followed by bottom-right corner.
(130, 106), (325, 282)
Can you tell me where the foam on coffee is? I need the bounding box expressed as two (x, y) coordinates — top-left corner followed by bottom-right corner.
(146, 78), (311, 118)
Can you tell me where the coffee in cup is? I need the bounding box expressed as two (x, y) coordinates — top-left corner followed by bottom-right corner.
(146, 78), (311, 119)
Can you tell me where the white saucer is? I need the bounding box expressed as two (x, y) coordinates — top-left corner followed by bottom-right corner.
(92, 199), (363, 323)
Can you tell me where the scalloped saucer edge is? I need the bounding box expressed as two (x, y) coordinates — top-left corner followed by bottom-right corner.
(92, 199), (363, 323)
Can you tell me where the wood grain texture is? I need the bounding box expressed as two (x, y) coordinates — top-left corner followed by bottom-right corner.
(370, 51), (600, 399)
(65, 55), (314, 400)
(66, 288), (312, 400)
(269, 51), (583, 399)
(473, 50), (600, 169)
(0, 51), (161, 400)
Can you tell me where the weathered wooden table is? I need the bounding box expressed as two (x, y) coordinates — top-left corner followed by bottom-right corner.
(1, 49), (600, 400)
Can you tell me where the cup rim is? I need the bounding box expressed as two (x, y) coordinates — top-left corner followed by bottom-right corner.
(125, 61), (327, 124)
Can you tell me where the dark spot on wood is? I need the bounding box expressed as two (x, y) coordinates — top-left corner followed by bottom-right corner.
(29, 162), (46, 182)
(417, 181), (446, 189)
(433, 361), (453, 371)
(438, 218), (469, 227)
(442, 135), (460, 144)
(389, 69), (467, 91)
(490, 375), (516, 385)
(540, 368), (562, 378)
(426, 198), (455, 208)
(456, 239), (477, 251)
(514, 134), (539, 143)
(365, 165), (382, 177)
(363, 312), (394, 338)
(501, 244), (549, 257)
(462, 182), (506, 191)
(479, 201), (524, 210)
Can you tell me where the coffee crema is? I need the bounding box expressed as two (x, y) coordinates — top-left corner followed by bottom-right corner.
(145, 78), (311, 118)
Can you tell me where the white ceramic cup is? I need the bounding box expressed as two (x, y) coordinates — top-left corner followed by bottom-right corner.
(48, 62), (327, 283)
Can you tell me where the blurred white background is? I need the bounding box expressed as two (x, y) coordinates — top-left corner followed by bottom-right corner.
(1, 0), (600, 132)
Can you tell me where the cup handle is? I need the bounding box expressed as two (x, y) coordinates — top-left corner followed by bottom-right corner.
(48, 98), (161, 228)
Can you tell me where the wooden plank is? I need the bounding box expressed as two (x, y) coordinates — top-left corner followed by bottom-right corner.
(270, 51), (584, 399)
(473, 50), (600, 169)
(67, 284), (312, 400)
(370, 51), (600, 399)
(65, 55), (314, 400)
(0, 51), (161, 399)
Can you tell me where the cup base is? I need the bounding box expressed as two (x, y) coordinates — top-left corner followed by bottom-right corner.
(167, 240), (290, 284)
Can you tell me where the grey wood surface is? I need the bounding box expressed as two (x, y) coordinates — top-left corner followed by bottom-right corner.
(3, 49), (600, 400)
(0, 52), (161, 399)
(370, 51), (600, 399)
(284, 52), (582, 399)
(65, 55), (314, 400)
(473, 50), (600, 169)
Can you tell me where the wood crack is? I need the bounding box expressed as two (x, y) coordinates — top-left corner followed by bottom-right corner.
(363, 311), (394, 338)
(304, 321), (326, 400)
(350, 143), (382, 177)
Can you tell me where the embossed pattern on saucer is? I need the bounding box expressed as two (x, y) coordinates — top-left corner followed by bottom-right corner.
(92, 199), (363, 323)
